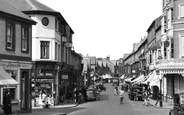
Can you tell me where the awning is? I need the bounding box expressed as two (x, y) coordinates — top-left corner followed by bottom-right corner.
(120, 75), (125, 79)
(143, 71), (155, 84)
(0, 66), (19, 86)
(131, 74), (144, 83)
(149, 73), (161, 88)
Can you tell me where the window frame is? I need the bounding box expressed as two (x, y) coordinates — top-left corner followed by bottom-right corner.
(6, 20), (15, 51)
(178, 4), (184, 19)
(21, 25), (29, 53)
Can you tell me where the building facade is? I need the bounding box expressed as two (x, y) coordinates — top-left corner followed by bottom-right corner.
(0, 0), (36, 112)
(6, 0), (83, 106)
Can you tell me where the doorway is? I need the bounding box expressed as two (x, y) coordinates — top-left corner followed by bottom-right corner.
(20, 70), (31, 111)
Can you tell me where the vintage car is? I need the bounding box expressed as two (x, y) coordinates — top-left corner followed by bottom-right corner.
(86, 87), (100, 101)
(169, 92), (184, 115)
(128, 85), (143, 101)
(96, 83), (106, 91)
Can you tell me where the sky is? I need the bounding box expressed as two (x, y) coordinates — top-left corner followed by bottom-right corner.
(38, 0), (162, 60)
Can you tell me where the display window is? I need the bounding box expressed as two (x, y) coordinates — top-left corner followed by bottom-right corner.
(4, 70), (17, 102)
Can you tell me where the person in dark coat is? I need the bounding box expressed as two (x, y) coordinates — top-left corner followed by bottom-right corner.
(3, 90), (12, 115)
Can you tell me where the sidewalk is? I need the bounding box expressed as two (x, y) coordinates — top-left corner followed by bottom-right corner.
(0, 103), (78, 115)
(148, 98), (173, 109)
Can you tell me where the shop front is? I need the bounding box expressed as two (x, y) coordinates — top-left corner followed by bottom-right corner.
(58, 64), (74, 104)
(156, 59), (184, 103)
(0, 60), (33, 113)
(31, 61), (62, 106)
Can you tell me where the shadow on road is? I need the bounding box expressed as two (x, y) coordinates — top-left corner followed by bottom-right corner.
(99, 94), (109, 101)
(32, 107), (87, 115)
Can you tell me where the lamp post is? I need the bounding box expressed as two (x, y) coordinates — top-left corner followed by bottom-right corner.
(159, 77), (163, 107)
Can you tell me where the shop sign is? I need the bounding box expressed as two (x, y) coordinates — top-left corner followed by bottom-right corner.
(37, 64), (54, 70)
(0, 62), (32, 69)
(62, 75), (68, 79)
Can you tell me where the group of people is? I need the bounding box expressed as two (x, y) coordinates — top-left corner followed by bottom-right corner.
(38, 90), (51, 108)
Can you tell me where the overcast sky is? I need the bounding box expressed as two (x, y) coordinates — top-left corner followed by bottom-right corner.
(38, 0), (162, 60)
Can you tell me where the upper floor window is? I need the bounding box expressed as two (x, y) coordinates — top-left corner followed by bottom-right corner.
(179, 4), (184, 19)
(55, 19), (58, 30)
(21, 27), (29, 52)
(40, 41), (50, 59)
(55, 19), (62, 33)
(6, 22), (15, 50)
(171, 39), (174, 58)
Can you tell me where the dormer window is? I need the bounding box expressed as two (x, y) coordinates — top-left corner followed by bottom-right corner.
(42, 17), (49, 26)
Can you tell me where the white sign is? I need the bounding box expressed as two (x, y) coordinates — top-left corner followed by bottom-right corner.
(62, 75), (68, 79)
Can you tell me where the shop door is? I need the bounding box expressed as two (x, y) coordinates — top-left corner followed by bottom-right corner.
(21, 70), (31, 111)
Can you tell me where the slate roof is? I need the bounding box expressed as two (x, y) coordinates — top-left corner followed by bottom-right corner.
(5, 0), (56, 12)
(5, 0), (74, 33)
(0, 0), (36, 24)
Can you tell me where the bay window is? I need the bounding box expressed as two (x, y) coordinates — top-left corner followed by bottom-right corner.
(40, 41), (50, 59)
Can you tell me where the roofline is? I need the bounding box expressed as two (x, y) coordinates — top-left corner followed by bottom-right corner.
(0, 11), (36, 25)
(23, 10), (74, 34)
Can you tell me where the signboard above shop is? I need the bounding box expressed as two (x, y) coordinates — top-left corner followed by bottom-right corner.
(0, 61), (32, 69)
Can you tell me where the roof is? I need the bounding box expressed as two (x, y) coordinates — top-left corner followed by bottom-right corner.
(0, 0), (36, 24)
(5, 0), (56, 12)
(5, 0), (74, 33)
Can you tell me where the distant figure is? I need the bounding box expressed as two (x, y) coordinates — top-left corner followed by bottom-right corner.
(3, 90), (12, 115)
(114, 83), (118, 95)
(142, 91), (148, 106)
(119, 86), (125, 104)
(39, 90), (43, 106)
(155, 93), (160, 107)
(41, 91), (48, 108)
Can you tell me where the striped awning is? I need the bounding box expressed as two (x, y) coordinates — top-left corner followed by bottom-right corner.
(0, 66), (19, 86)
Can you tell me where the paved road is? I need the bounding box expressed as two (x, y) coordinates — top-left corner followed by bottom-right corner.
(67, 83), (170, 115)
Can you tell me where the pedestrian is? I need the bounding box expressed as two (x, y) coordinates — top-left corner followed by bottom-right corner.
(142, 91), (148, 106)
(155, 93), (160, 107)
(41, 91), (48, 108)
(38, 90), (43, 106)
(3, 90), (12, 115)
(114, 83), (118, 95)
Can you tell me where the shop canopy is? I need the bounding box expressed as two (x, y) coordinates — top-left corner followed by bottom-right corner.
(142, 71), (155, 84)
(0, 66), (19, 86)
(142, 71), (161, 88)
(131, 74), (144, 83)
(120, 75), (125, 79)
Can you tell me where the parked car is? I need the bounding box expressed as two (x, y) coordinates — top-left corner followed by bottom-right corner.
(169, 92), (184, 115)
(128, 85), (143, 101)
(96, 84), (106, 91)
(86, 87), (100, 101)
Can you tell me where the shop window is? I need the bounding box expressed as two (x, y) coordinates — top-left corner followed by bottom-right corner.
(6, 22), (15, 50)
(4, 70), (17, 101)
(40, 41), (50, 59)
(21, 26), (29, 52)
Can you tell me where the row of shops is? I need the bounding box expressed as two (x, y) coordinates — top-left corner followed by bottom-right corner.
(0, 60), (82, 113)
(122, 60), (184, 103)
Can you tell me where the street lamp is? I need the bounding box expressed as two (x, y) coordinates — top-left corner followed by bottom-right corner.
(159, 76), (163, 107)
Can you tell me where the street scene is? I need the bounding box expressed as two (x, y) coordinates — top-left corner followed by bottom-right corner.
(0, 0), (184, 115)
(7, 83), (170, 115)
